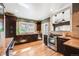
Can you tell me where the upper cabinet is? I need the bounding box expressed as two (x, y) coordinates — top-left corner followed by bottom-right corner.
(51, 7), (71, 32)
(5, 15), (16, 37)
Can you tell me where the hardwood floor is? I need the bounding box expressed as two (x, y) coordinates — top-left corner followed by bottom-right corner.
(13, 40), (63, 56)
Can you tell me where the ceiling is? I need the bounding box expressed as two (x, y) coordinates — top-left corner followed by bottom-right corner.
(4, 3), (71, 20)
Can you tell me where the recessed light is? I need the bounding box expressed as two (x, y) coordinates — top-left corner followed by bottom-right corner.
(50, 9), (53, 11)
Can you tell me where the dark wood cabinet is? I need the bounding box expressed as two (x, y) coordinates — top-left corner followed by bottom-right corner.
(64, 45), (79, 56)
(37, 21), (41, 32)
(5, 15), (16, 38)
(72, 3), (79, 13)
(15, 34), (38, 44)
(44, 35), (48, 45)
(57, 37), (69, 54)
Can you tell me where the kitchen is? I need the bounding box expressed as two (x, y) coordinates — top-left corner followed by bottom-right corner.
(0, 3), (79, 56)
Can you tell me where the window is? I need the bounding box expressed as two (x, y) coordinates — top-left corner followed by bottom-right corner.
(16, 21), (36, 35)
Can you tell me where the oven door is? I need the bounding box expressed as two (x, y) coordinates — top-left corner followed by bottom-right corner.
(48, 36), (57, 51)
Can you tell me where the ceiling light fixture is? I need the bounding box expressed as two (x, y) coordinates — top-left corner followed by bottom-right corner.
(19, 3), (29, 9)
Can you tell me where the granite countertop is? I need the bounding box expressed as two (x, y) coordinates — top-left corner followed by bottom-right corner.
(50, 32), (79, 49)
(0, 47), (3, 55)
(58, 35), (79, 49)
(0, 37), (13, 56)
(64, 38), (79, 49)
(4, 38), (13, 52)
(58, 36), (71, 40)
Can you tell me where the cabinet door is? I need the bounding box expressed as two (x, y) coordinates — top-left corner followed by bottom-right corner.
(37, 21), (41, 32)
(5, 15), (16, 37)
(57, 38), (66, 54)
(44, 35), (48, 45)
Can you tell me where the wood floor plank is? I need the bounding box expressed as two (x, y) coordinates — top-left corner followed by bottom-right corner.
(13, 41), (63, 56)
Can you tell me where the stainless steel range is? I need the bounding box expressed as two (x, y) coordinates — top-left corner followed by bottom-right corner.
(47, 35), (57, 51)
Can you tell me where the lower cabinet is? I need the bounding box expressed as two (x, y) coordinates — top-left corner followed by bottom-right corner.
(57, 38), (69, 54)
(57, 39), (65, 54)
(44, 35), (48, 45)
(15, 34), (38, 44)
(64, 45), (79, 56)
(57, 38), (79, 56)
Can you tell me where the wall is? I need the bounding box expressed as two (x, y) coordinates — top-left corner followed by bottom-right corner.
(41, 18), (50, 35)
